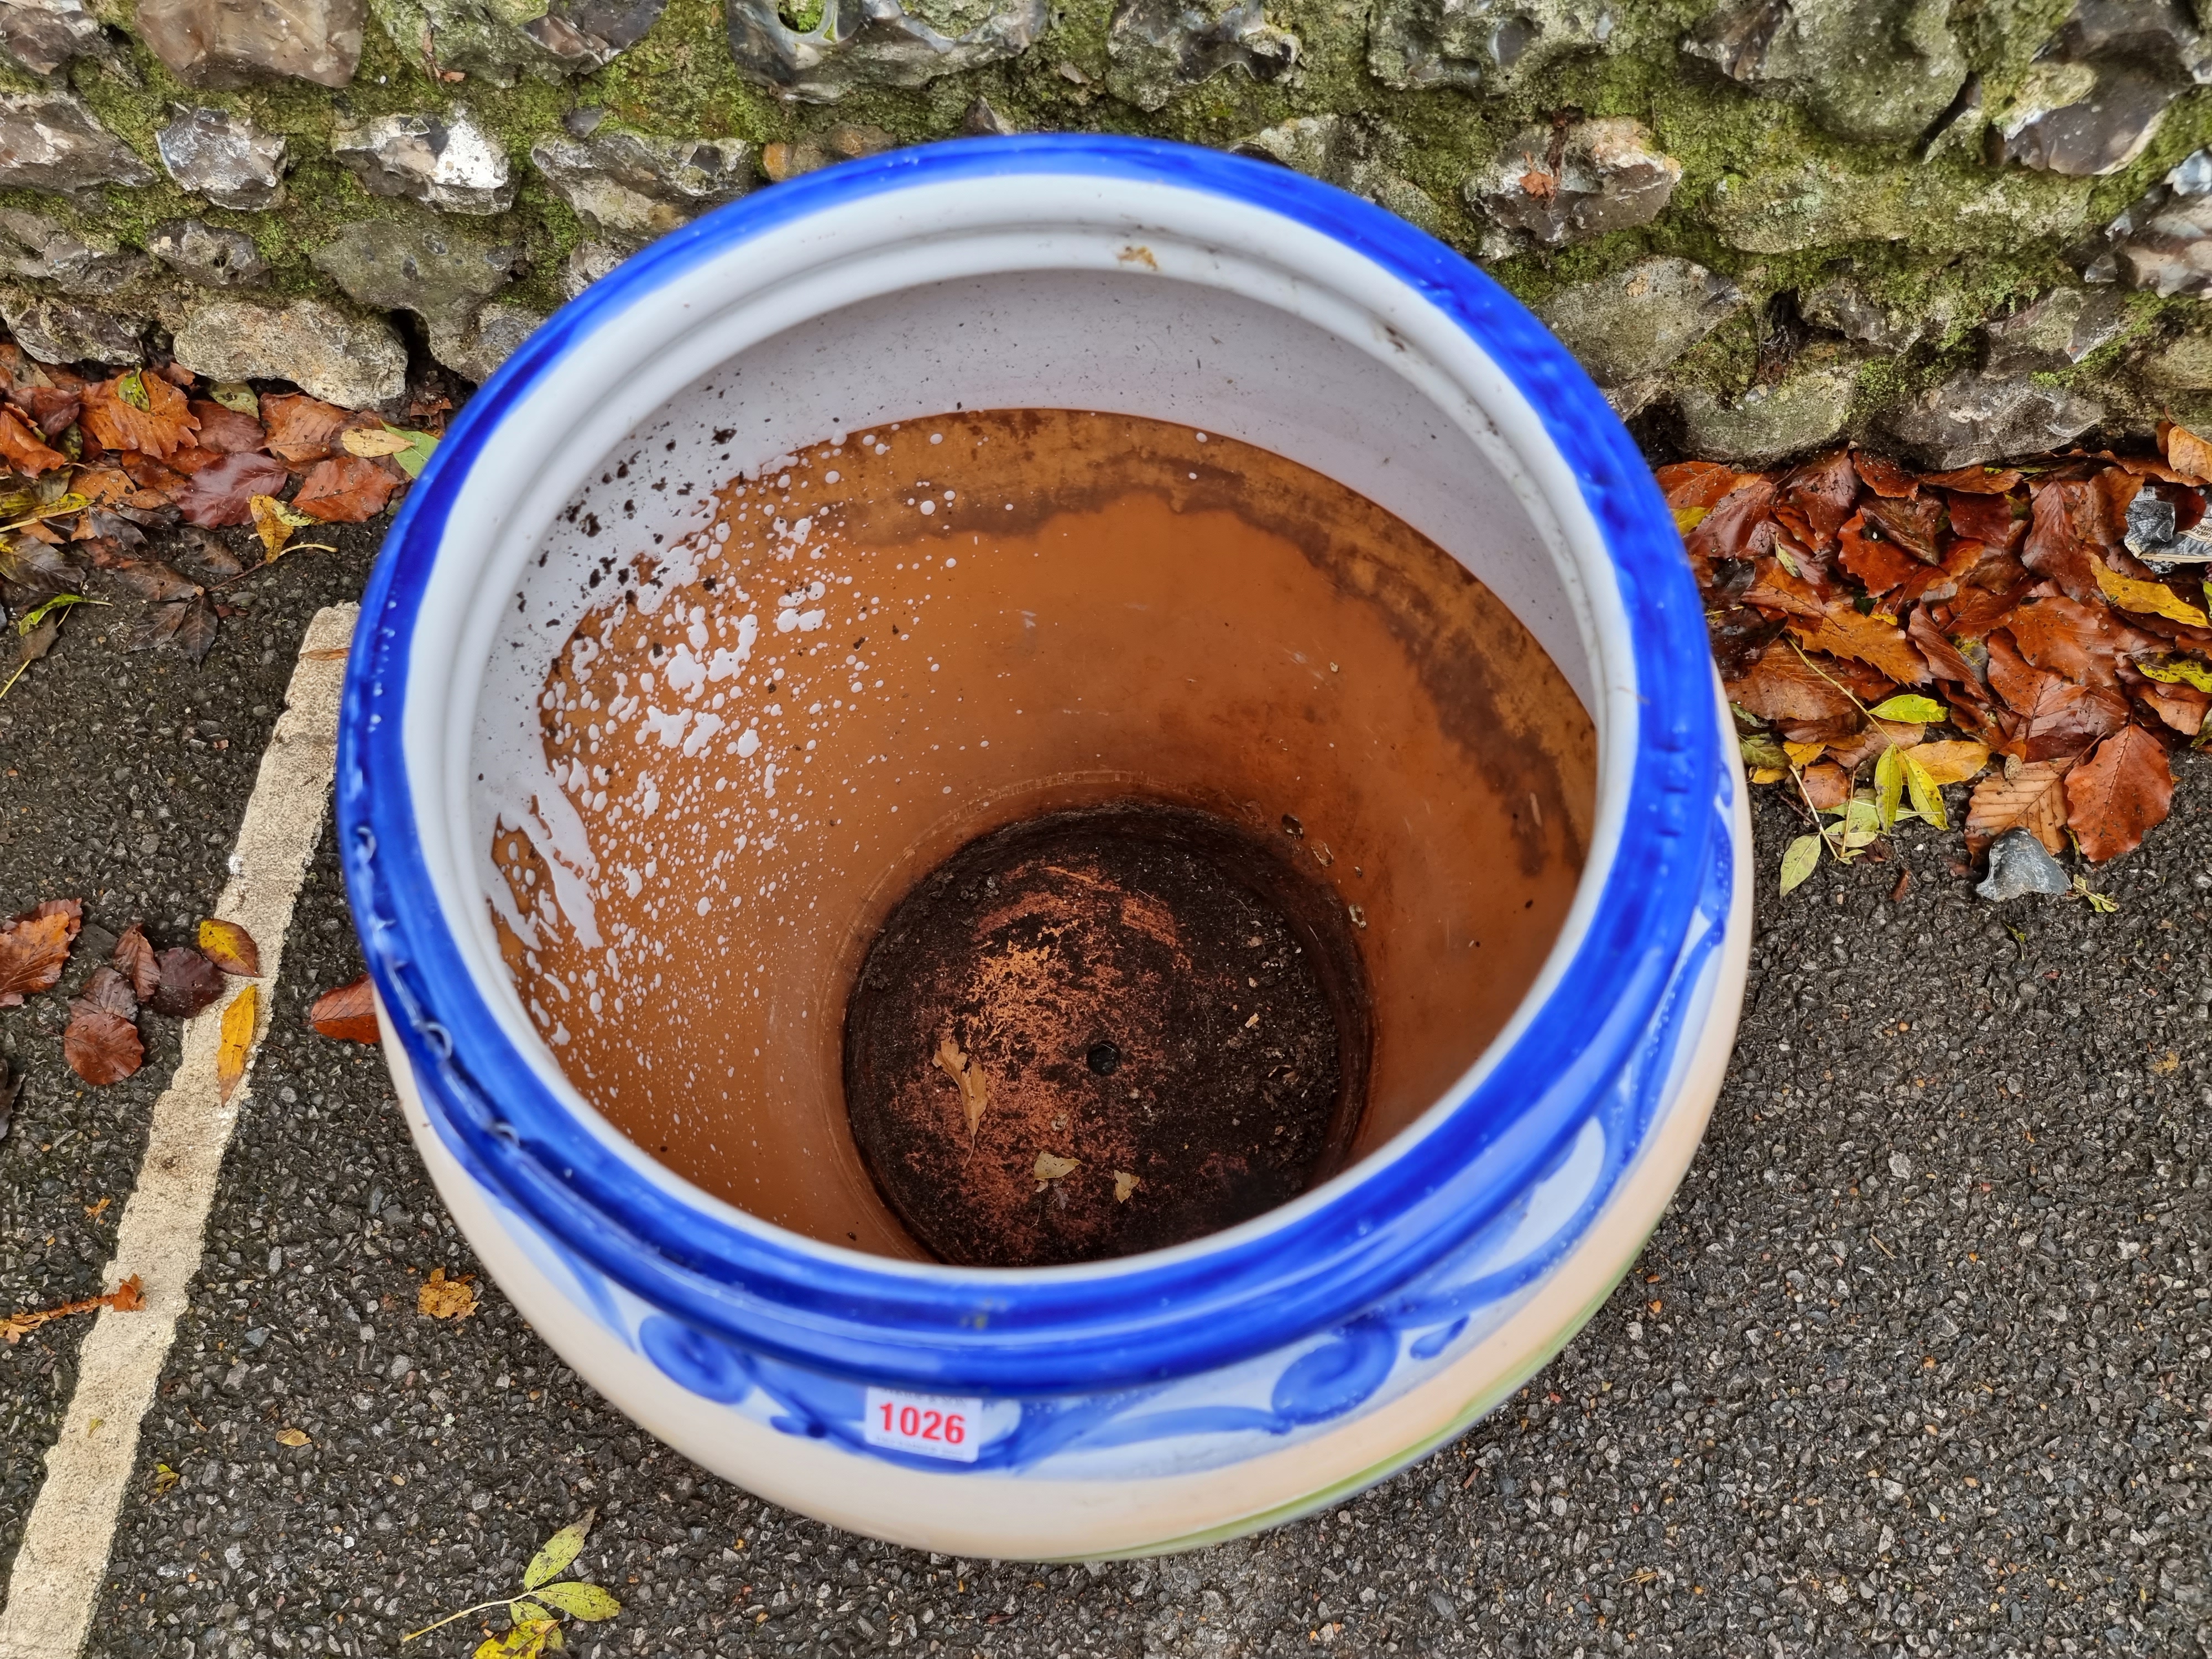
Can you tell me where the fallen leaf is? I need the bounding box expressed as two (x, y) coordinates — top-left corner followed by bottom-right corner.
(111, 924), (158, 1001)
(1033, 1151), (1081, 1188)
(1867, 693), (1943, 723)
(1922, 464), (2023, 495)
(0, 409), (65, 475)
(1966, 759), (2074, 855)
(1945, 491), (2028, 552)
(2002, 594), (2148, 688)
(117, 450), (187, 497)
(1787, 604), (1929, 685)
(341, 426), (412, 458)
(1725, 648), (1880, 725)
(2021, 479), (2109, 605)
(10, 384), (79, 437)
(207, 382), (259, 418)
(247, 492), (317, 559)
(1, 1274), (146, 1343)
(148, 946), (225, 1017)
(216, 982), (258, 1102)
(81, 369), (199, 460)
(533, 1580), (620, 1620)
(197, 917), (260, 977)
(1901, 750), (1947, 830)
(1986, 633), (2130, 760)
(1838, 512), (1924, 596)
(386, 427), (439, 478)
(1905, 607), (1986, 693)
(2065, 725), (2173, 862)
(524, 1508), (596, 1589)
(1859, 493), (1947, 563)
(184, 399), (268, 455)
(274, 1427), (310, 1447)
(1779, 833), (1821, 895)
(309, 974), (379, 1042)
(108, 1274), (143, 1312)
(259, 392), (354, 465)
(150, 1462), (180, 1498)
(1911, 739), (1990, 785)
(1825, 718), (1922, 774)
(1113, 1170), (1141, 1202)
(1853, 450), (1919, 497)
(2139, 679), (2210, 735)
(0, 898), (81, 1006)
(77, 964), (136, 1019)
(418, 1266), (478, 1320)
(1799, 761), (1850, 808)
(932, 1036), (989, 1138)
(174, 450), (289, 528)
(2092, 555), (2209, 627)
(2139, 654), (2212, 692)
(293, 455), (398, 523)
(63, 1002), (140, 1086)
(1775, 450), (1859, 551)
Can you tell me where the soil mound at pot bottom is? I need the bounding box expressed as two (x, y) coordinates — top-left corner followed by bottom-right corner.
(843, 802), (1370, 1267)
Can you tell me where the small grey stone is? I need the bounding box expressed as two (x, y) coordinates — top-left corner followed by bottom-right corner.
(0, 288), (145, 363)
(1368, 0), (1621, 95)
(1535, 257), (1745, 389)
(426, 300), (544, 383)
(332, 107), (515, 215)
(560, 239), (626, 300)
(726, 0), (1045, 103)
(1881, 369), (2105, 469)
(1674, 358), (1860, 466)
(148, 217), (269, 288)
(1465, 117), (1679, 251)
(0, 208), (150, 296)
(1991, 59), (2182, 178)
(221, 1360), (249, 1391)
(0, 92), (153, 194)
(155, 106), (287, 211)
(135, 0), (365, 88)
(1799, 276), (1952, 353)
(170, 298), (407, 408)
(961, 96), (1018, 136)
(310, 215), (518, 327)
(1105, 0), (1299, 113)
(529, 131), (754, 242)
(1682, 0), (1969, 146)
(1235, 114), (1448, 237)
(1978, 828), (2071, 901)
(0, 0), (106, 77)
(1981, 285), (2129, 374)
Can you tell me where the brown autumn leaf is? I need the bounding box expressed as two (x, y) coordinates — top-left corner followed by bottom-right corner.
(0, 898), (81, 1007)
(1905, 607), (1985, 694)
(1838, 513), (1924, 596)
(293, 455), (398, 523)
(1787, 603), (1930, 685)
(309, 974), (379, 1043)
(81, 369), (199, 461)
(273, 1427), (310, 1448)
(2065, 725), (2174, 863)
(1655, 460), (1745, 515)
(0, 408), (65, 475)
(216, 983), (257, 1102)
(1966, 759), (2074, 855)
(2021, 479), (2110, 605)
(1799, 761), (1850, 808)
(77, 964), (137, 1019)
(1726, 649), (1860, 724)
(418, 1267), (478, 1320)
(1912, 739), (1991, 786)
(10, 383), (80, 437)
(1741, 553), (1827, 619)
(1922, 465), (2023, 495)
(1985, 632), (2130, 760)
(1859, 493), (1947, 563)
(184, 399), (268, 455)
(2003, 594), (2153, 687)
(2139, 678), (2210, 736)
(111, 924), (158, 1002)
(1, 1275), (146, 1343)
(1684, 478), (1777, 568)
(108, 1274), (144, 1312)
(148, 946), (225, 1018)
(63, 1002), (141, 1086)
(1853, 450), (1919, 498)
(932, 1035), (989, 1138)
(1944, 490), (2028, 552)
(2164, 421), (2212, 483)
(173, 451), (289, 529)
(1775, 449), (1859, 552)
(197, 918), (260, 977)
(117, 450), (189, 498)
(1826, 717), (1923, 774)
(259, 392), (356, 465)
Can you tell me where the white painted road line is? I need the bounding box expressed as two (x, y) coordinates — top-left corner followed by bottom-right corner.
(0, 603), (357, 1658)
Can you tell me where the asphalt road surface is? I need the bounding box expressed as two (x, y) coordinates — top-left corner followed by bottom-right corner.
(1, 535), (2208, 1658)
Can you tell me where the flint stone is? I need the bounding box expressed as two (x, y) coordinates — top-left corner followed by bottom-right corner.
(2095, 149), (2212, 293)
(1992, 60), (2180, 178)
(1106, 0), (1298, 112)
(962, 96), (1018, 135)
(0, 208), (150, 295)
(363, 0), (666, 88)
(1535, 257), (1744, 389)
(0, 92), (153, 193)
(561, 239), (625, 299)
(333, 108), (514, 215)
(1465, 117), (1678, 250)
(1978, 828), (2070, 901)
(1236, 114), (1449, 236)
(1368, 0), (1621, 95)
(1673, 358), (1860, 466)
(0, 288), (144, 363)
(171, 298), (406, 408)
(1981, 285), (2130, 373)
(530, 131), (754, 242)
(310, 217), (518, 327)
(1881, 369), (2105, 469)
(155, 106), (286, 211)
(148, 217), (269, 288)
(0, 0), (106, 76)
(136, 0), (364, 87)
(1799, 276), (1954, 352)
(1685, 0), (1968, 147)
(1711, 155), (2090, 254)
(726, 0), (1046, 104)
(426, 300), (544, 383)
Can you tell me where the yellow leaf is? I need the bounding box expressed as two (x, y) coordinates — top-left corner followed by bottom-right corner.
(1902, 750), (1948, 830)
(534, 1580), (622, 1620)
(2140, 654), (2212, 692)
(1113, 1170), (1140, 1202)
(1033, 1151), (1081, 1187)
(1782, 740), (1827, 766)
(196, 917), (260, 977)
(341, 426), (413, 458)
(1911, 739), (1990, 786)
(524, 1509), (595, 1589)
(2093, 556), (2209, 627)
(248, 493), (314, 560)
(209, 382), (259, 418)
(418, 1266), (479, 1320)
(217, 983), (257, 1103)
(1874, 744), (1905, 832)
(274, 1427), (309, 1447)
(1749, 765), (1788, 784)
(1672, 504), (1708, 534)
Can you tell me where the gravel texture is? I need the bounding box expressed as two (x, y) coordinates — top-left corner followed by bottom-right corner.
(0, 521), (379, 1599)
(1, 668), (2206, 1656)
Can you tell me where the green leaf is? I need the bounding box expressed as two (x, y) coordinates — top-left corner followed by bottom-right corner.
(1867, 693), (1943, 723)
(1779, 834), (1822, 895)
(2140, 654), (2212, 692)
(509, 1600), (552, 1625)
(209, 381), (259, 418)
(15, 592), (85, 634)
(1839, 796), (1882, 852)
(534, 1580), (622, 1621)
(1873, 745), (1905, 832)
(1902, 750), (1946, 830)
(387, 427), (439, 479)
(1739, 731), (1787, 770)
(117, 368), (150, 411)
(523, 1510), (595, 1590)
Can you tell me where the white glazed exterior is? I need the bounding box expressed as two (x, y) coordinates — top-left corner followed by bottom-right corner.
(342, 142), (1752, 1558)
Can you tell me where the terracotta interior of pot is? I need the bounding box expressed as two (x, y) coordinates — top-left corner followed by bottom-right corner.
(465, 271), (1601, 1264)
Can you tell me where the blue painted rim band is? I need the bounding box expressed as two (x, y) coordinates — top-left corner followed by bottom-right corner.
(338, 134), (1718, 1396)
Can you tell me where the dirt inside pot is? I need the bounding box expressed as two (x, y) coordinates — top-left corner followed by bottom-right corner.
(490, 410), (1596, 1263)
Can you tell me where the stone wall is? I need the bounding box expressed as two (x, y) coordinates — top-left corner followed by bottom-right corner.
(5, 0), (2212, 466)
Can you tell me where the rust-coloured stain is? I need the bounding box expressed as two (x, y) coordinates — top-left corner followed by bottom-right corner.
(843, 802), (1370, 1267)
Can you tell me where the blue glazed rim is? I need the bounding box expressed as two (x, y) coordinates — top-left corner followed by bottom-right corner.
(338, 134), (1718, 1396)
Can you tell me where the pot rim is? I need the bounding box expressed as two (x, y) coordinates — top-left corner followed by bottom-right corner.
(338, 134), (1719, 1395)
